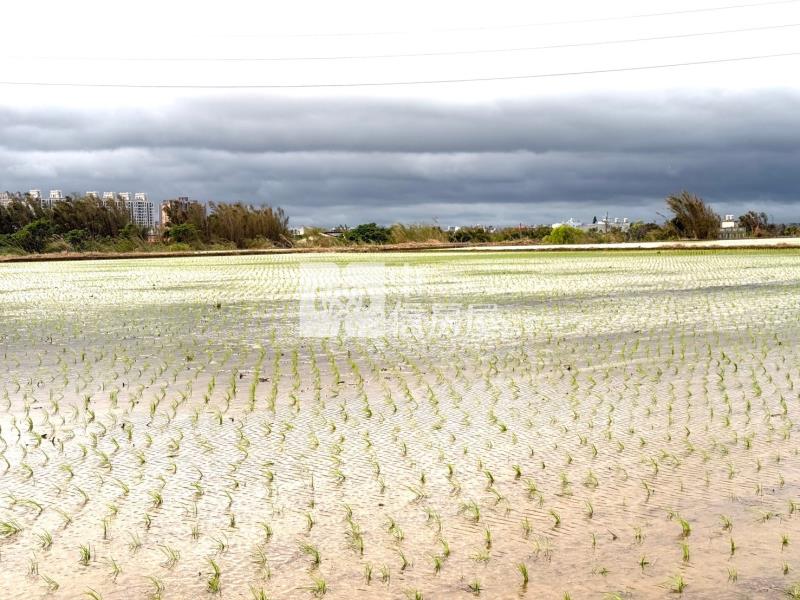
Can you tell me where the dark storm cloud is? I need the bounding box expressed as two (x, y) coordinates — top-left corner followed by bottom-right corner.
(1, 91), (799, 225)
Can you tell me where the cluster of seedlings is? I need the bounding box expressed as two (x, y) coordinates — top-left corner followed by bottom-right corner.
(0, 250), (799, 598)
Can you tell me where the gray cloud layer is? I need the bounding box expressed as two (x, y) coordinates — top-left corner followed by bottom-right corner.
(1, 91), (799, 225)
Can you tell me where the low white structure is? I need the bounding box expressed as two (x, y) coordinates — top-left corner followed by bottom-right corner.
(552, 218), (583, 228)
(720, 214), (746, 240)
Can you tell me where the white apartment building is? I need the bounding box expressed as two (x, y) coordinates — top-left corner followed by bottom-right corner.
(33, 189), (66, 209)
(0, 191), (12, 207)
(28, 189), (42, 201)
(86, 191), (99, 199)
(127, 192), (155, 230)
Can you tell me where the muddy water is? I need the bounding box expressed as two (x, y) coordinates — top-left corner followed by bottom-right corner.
(1, 251), (799, 599)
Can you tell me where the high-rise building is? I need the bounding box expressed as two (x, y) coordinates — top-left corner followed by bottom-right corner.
(28, 189), (42, 201)
(0, 191), (12, 207)
(127, 192), (155, 230)
(86, 191), (99, 199)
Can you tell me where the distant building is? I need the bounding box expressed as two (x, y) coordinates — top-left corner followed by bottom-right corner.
(289, 226), (306, 236)
(552, 218), (583, 228)
(100, 192), (125, 210)
(0, 191), (11, 207)
(584, 216), (630, 233)
(445, 225), (461, 233)
(127, 192), (155, 230)
(86, 191), (99, 199)
(720, 214), (746, 240)
(323, 227), (347, 238)
(26, 189), (65, 209)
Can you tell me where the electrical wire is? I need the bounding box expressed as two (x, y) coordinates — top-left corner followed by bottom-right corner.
(214, 0), (800, 38)
(0, 50), (797, 88)
(7, 22), (799, 62)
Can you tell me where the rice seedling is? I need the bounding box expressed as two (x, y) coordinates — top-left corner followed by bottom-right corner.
(148, 576), (166, 599)
(678, 518), (691, 538)
(0, 520), (23, 538)
(787, 582), (800, 599)
(250, 585), (270, 600)
(159, 544), (181, 568)
(40, 574), (59, 592)
(207, 558), (222, 593)
(107, 557), (122, 582)
(78, 544), (93, 566)
(308, 575), (328, 597)
(668, 573), (686, 594)
(301, 543), (322, 568)
(517, 562), (529, 585)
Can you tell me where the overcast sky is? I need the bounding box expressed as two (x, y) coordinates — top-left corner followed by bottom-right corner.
(2, 0), (800, 226)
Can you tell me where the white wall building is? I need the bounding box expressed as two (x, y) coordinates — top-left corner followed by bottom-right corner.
(0, 192), (11, 207)
(552, 218), (583, 228)
(127, 192), (155, 230)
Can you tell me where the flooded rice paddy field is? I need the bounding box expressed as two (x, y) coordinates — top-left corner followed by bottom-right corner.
(1, 250), (800, 599)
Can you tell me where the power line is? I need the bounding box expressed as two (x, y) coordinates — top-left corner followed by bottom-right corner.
(0, 50), (798, 88)
(213, 0), (800, 38)
(9, 22), (800, 62)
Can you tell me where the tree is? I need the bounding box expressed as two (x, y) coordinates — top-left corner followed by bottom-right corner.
(498, 225), (552, 241)
(449, 227), (491, 243)
(665, 191), (720, 240)
(51, 197), (130, 238)
(544, 225), (584, 244)
(164, 200), (209, 240)
(64, 229), (90, 250)
(13, 219), (53, 252)
(343, 223), (390, 244)
(738, 211), (769, 236)
(167, 222), (200, 243)
(207, 203), (289, 248)
(627, 221), (664, 242)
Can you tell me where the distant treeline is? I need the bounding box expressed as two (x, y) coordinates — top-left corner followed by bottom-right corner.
(295, 193), (799, 247)
(0, 194), (290, 254)
(1, 190), (797, 255)
(162, 201), (289, 248)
